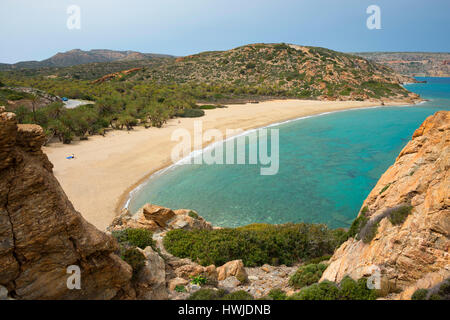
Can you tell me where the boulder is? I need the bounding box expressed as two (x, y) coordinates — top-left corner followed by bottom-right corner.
(217, 260), (248, 283)
(168, 277), (189, 291)
(218, 276), (241, 290)
(135, 246), (167, 300)
(0, 110), (132, 300)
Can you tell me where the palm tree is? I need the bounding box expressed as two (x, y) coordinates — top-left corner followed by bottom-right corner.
(30, 94), (39, 123)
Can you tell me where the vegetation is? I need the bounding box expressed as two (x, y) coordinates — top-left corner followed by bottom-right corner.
(266, 289), (287, 300)
(187, 289), (254, 300)
(188, 288), (227, 300)
(174, 285), (186, 293)
(188, 211), (199, 219)
(121, 248), (146, 277)
(289, 263), (328, 289)
(345, 203), (414, 244)
(163, 223), (347, 267)
(379, 183), (391, 195)
(411, 279), (450, 300)
(190, 275), (208, 286)
(0, 43), (413, 146)
(387, 205), (413, 225)
(288, 276), (377, 300)
(112, 228), (155, 249)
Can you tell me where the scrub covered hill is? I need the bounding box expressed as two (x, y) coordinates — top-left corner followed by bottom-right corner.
(132, 43), (417, 101)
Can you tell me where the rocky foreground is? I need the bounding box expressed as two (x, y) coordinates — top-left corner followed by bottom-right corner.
(0, 107), (448, 300)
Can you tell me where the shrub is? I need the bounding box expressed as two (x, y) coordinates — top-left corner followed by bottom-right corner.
(359, 221), (379, 244)
(411, 288), (428, 300)
(198, 104), (216, 109)
(289, 277), (377, 300)
(267, 288), (287, 300)
(305, 255), (332, 264)
(163, 223), (344, 267)
(175, 285), (186, 293)
(289, 281), (340, 300)
(176, 108), (205, 118)
(222, 290), (254, 300)
(188, 289), (227, 300)
(289, 263), (328, 289)
(190, 275), (207, 286)
(347, 214), (368, 239)
(112, 228), (155, 249)
(122, 248), (146, 277)
(188, 211), (199, 219)
(388, 205), (413, 225)
(339, 276), (377, 300)
(379, 183), (391, 195)
(126, 228), (155, 249)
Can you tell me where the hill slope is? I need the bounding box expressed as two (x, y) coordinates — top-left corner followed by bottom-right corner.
(355, 52), (450, 77)
(135, 43), (418, 101)
(0, 49), (173, 70)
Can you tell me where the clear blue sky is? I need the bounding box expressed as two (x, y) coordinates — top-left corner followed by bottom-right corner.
(1, 0), (449, 63)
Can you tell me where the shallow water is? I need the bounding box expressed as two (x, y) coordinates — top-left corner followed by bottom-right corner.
(128, 77), (450, 229)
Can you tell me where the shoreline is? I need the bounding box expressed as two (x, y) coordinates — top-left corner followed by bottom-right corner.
(121, 101), (423, 214)
(43, 98), (421, 231)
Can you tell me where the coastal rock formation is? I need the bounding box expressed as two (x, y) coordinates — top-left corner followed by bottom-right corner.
(109, 204), (213, 232)
(0, 109), (132, 299)
(321, 111), (450, 298)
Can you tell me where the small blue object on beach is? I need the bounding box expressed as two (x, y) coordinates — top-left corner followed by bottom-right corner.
(62, 97), (68, 101)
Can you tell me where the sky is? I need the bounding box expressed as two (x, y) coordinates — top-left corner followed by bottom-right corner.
(0, 0), (449, 63)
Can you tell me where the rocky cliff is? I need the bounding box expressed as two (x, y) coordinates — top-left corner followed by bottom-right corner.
(321, 111), (450, 299)
(0, 107), (132, 299)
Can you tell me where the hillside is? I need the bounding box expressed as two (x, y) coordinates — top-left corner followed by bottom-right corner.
(355, 52), (450, 77)
(132, 43), (417, 101)
(0, 49), (173, 70)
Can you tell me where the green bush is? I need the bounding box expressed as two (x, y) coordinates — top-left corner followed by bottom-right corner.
(222, 290), (254, 300)
(388, 205), (413, 225)
(267, 288), (287, 300)
(175, 285), (186, 293)
(289, 263), (328, 289)
(188, 211), (199, 219)
(339, 276), (377, 300)
(289, 277), (377, 300)
(122, 248), (146, 277)
(289, 281), (340, 300)
(411, 288), (428, 300)
(176, 108), (205, 118)
(190, 275), (207, 286)
(112, 228), (155, 249)
(347, 215), (368, 239)
(305, 255), (332, 264)
(379, 183), (391, 195)
(360, 221), (379, 244)
(188, 289), (227, 300)
(163, 223), (345, 267)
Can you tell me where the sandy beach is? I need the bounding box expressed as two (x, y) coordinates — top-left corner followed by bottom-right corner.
(43, 99), (414, 230)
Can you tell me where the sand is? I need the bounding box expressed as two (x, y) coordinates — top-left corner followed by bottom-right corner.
(43, 99), (414, 230)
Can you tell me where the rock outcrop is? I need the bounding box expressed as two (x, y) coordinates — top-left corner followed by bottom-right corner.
(321, 111), (450, 298)
(109, 204), (213, 232)
(0, 109), (132, 299)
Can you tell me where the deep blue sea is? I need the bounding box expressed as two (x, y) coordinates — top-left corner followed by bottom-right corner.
(128, 77), (450, 229)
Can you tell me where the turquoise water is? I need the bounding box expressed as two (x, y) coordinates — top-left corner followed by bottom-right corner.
(128, 77), (450, 229)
